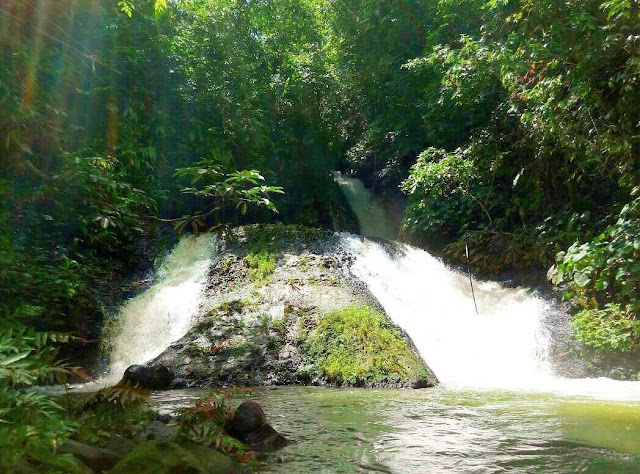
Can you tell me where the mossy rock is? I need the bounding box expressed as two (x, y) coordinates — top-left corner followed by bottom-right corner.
(154, 226), (438, 388)
(108, 440), (242, 474)
(304, 305), (437, 387)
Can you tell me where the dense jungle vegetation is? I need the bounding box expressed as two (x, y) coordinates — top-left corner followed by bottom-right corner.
(1, 0), (638, 469)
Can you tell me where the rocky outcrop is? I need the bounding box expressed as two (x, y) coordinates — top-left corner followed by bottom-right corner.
(154, 224), (438, 389)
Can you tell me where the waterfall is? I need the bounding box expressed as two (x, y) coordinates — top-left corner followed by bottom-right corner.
(336, 175), (640, 400)
(340, 235), (640, 399)
(334, 172), (396, 240)
(102, 233), (216, 383)
(341, 235), (553, 388)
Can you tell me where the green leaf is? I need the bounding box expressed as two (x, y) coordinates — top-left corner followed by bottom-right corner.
(573, 269), (592, 287)
(0, 350), (32, 366)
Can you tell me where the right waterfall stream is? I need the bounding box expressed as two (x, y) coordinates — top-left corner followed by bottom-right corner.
(336, 173), (640, 401)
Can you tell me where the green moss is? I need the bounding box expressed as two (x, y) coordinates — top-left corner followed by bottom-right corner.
(244, 250), (277, 284)
(573, 304), (640, 352)
(266, 335), (284, 352)
(229, 340), (259, 357)
(269, 317), (287, 337)
(217, 300), (245, 314)
(194, 300), (246, 333)
(304, 306), (427, 384)
(109, 441), (242, 474)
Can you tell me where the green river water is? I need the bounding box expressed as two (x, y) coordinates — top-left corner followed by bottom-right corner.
(152, 386), (640, 473)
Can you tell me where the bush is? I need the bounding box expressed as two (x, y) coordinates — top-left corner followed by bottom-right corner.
(401, 147), (480, 239)
(0, 309), (80, 471)
(572, 304), (640, 352)
(554, 189), (640, 312)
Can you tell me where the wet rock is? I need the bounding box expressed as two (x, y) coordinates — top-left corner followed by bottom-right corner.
(244, 423), (288, 451)
(227, 401), (265, 438)
(109, 440), (242, 474)
(225, 401), (287, 451)
(102, 432), (137, 459)
(411, 377), (435, 389)
(120, 363), (173, 389)
(59, 439), (122, 472)
(154, 412), (179, 424)
(136, 420), (179, 442)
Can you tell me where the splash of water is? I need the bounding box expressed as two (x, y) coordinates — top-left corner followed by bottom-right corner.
(340, 235), (640, 400)
(335, 174), (639, 400)
(102, 233), (216, 384)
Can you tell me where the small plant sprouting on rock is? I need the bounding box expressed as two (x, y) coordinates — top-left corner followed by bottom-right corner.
(259, 314), (270, 336)
(269, 317), (287, 338)
(218, 300), (246, 314)
(244, 250), (277, 285)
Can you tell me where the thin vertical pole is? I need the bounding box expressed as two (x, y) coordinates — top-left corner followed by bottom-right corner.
(465, 234), (479, 315)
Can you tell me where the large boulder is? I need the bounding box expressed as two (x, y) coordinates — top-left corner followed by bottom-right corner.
(120, 363), (173, 389)
(108, 440), (242, 474)
(226, 401), (287, 451)
(227, 401), (266, 439)
(153, 225), (439, 389)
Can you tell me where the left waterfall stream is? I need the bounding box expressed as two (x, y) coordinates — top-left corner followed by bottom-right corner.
(97, 233), (217, 386)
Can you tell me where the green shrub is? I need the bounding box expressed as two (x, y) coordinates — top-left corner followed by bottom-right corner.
(555, 190), (640, 308)
(0, 309), (80, 471)
(402, 147), (480, 238)
(305, 306), (426, 384)
(572, 304), (640, 352)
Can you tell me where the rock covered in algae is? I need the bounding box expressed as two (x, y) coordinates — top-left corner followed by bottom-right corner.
(108, 440), (242, 474)
(154, 224), (438, 389)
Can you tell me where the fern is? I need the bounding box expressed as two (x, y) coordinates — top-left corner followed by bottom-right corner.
(176, 387), (258, 466)
(0, 307), (86, 470)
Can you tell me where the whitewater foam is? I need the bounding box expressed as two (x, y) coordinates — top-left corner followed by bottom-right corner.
(340, 234), (640, 401)
(101, 233), (216, 384)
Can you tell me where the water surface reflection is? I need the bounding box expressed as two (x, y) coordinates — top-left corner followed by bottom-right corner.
(151, 386), (640, 473)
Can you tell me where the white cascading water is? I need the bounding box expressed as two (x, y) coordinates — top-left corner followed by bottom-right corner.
(337, 175), (640, 401)
(333, 172), (396, 240)
(341, 235), (551, 389)
(102, 233), (216, 384)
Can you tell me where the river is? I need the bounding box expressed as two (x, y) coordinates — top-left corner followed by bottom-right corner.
(152, 386), (640, 472)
